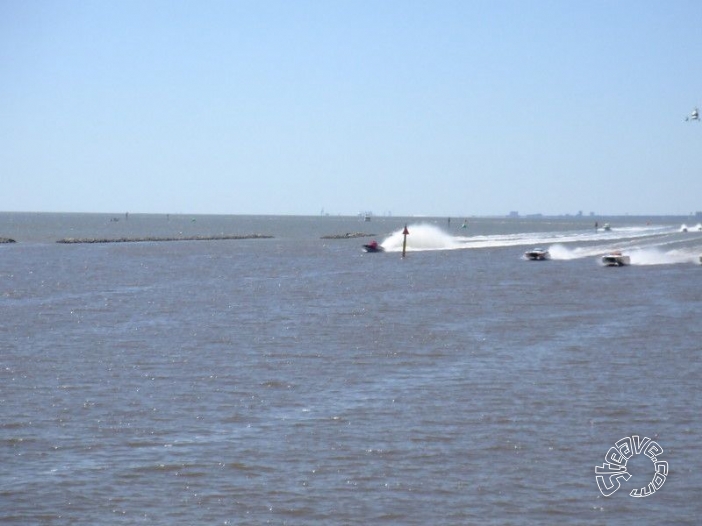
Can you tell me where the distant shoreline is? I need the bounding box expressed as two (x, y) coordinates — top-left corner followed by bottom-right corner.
(0, 211), (699, 220)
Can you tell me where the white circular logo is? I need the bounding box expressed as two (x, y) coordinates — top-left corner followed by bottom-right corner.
(595, 435), (668, 497)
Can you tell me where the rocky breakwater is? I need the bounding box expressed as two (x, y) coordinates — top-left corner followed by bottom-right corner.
(320, 232), (376, 239)
(0, 237), (17, 243)
(56, 234), (273, 244)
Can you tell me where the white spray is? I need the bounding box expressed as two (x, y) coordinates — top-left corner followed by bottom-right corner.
(381, 223), (459, 252)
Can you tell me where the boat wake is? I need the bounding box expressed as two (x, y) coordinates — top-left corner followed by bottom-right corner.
(379, 222), (702, 265)
(381, 223), (460, 252)
(550, 244), (701, 265)
(627, 248), (701, 265)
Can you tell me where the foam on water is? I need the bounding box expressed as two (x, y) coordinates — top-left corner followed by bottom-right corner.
(378, 221), (702, 266)
(546, 240), (702, 264)
(546, 244), (591, 260)
(453, 224), (676, 250)
(628, 247), (702, 266)
(381, 223), (460, 252)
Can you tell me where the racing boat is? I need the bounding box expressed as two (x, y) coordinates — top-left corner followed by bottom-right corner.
(362, 240), (384, 253)
(601, 251), (630, 267)
(524, 248), (550, 260)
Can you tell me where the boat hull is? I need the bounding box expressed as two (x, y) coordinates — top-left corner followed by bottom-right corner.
(601, 254), (630, 266)
(524, 250), (550, 261)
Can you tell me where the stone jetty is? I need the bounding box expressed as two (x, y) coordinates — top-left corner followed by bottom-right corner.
(320, 232), (376, 239)
(56, 234), (273, 244)
(0, 237), (16, 243)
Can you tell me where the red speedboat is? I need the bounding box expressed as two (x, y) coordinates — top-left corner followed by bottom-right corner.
(362, 240), (384, 253)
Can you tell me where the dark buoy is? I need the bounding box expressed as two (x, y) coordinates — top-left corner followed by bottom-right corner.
(401, 225), (409, 258)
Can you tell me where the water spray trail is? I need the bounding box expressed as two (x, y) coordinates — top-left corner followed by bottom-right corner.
(376, 222), (702, 265)
(381, 223), (458, 252)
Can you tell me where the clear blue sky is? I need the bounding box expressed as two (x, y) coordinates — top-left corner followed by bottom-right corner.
(1, 0), (701, 216)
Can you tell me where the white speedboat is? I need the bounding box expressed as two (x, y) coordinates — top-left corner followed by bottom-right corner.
(601, 251), (630, 267)
(524, 248), (550, 260)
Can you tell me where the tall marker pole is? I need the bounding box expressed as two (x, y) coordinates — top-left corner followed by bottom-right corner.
(402, 224), (409, 258)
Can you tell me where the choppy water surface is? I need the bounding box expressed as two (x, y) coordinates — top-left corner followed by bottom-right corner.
(2, 213), (702, 524)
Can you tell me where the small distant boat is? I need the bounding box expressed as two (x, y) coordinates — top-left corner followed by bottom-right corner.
(602, 223), (611, 231)
(362, 240), (384, 253)
(601, 251), (630, 267)
(524, 248), (550, 261)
